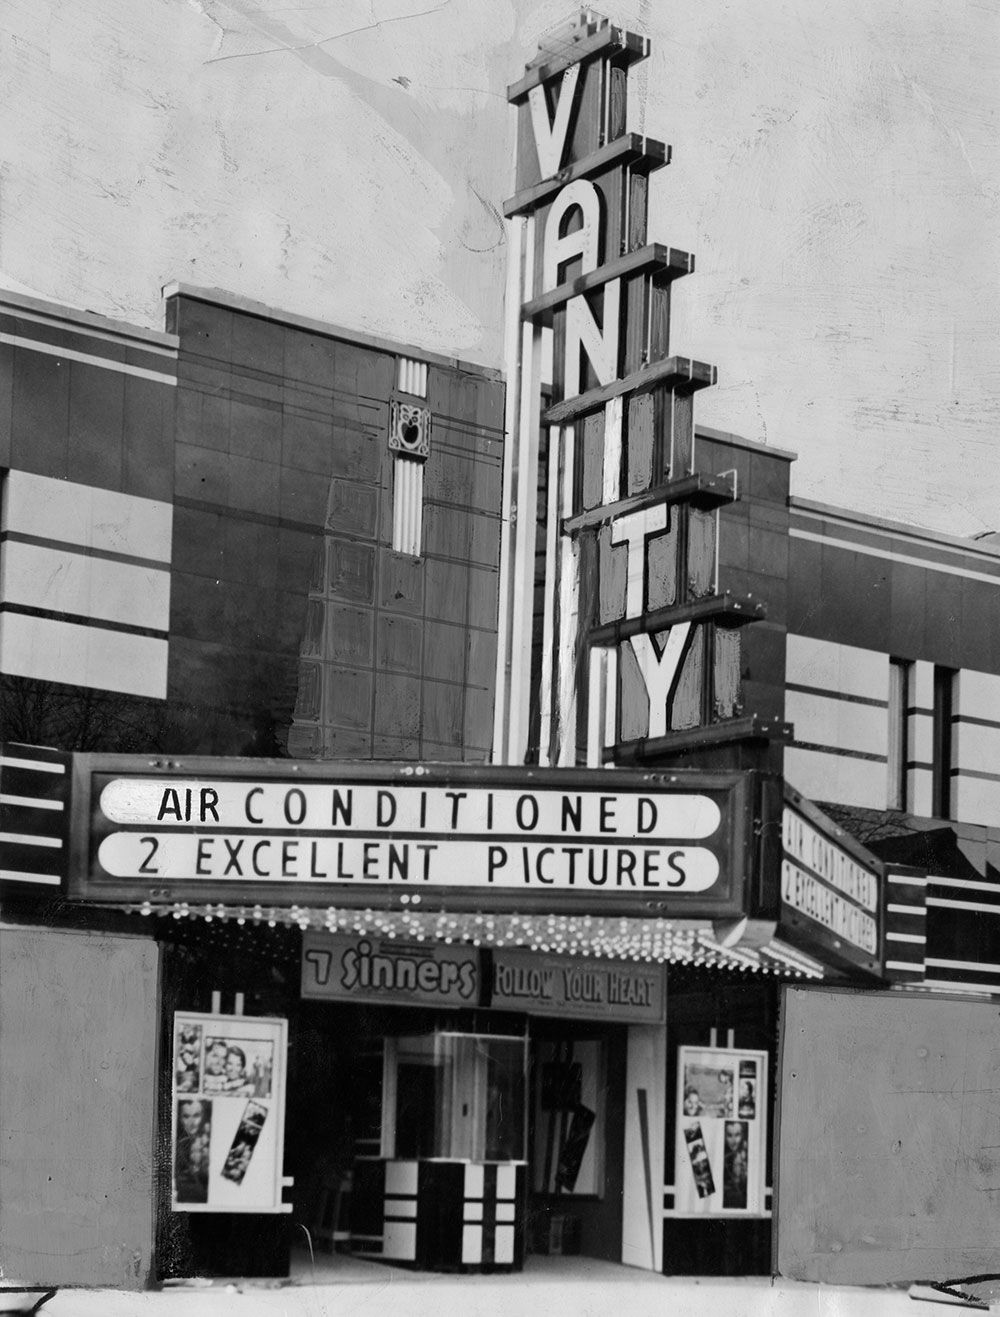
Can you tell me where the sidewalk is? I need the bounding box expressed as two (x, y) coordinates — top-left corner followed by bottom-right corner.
(24, 1255), (974, 1317)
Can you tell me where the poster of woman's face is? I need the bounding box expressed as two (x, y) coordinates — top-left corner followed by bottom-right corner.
(174, 1098), (211, 1204)
(722, 1120), (749, 1209)
(202, 1036), (274, 1098)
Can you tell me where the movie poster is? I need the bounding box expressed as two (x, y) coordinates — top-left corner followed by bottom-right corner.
(673, 1046), (767, 1216)
(171, 1012), (289, 1214)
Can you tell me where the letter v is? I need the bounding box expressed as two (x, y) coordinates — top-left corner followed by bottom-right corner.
(528, 64), (581, 179)
(629, 622), (693, 738)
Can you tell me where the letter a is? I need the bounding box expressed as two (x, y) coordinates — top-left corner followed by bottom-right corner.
(157, 788), (182, 821)
(528, 63), (581, 179)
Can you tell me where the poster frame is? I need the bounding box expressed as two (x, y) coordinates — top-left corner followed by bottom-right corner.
(170, 1010), (290, 1215)
(670, 1043), (769, 1219)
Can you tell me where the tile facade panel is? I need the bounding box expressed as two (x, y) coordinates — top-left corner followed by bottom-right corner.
(299, 598), (325, 658)
(466, 627), (498, 691)
(220, 515), (266, 584)
(957, 577), (999, 675)
(170, 570), (226, 639)
(748, 451), (791, 504)
(422, 678), (465, 747)
(173, 505), (224, 578)
(784, 745), (888, 811)
(462, 686), (495, 752)
(738, 677), (784, 724)
(279, 462), (328, 524)
(0, 340), (13, 467)
(953, 776), (1000, 831)
(230, 313), (285, 377)
(331, 427), (381, 482)
(423, 619), (468, 685)
(175, 441), (231, 504)
(718, 509), (750, 573)
(923, 573), (963, 669)
(786, 689), (889, 759)
(326, 479), (379, 540)
(277, 526), (322, 591)
(955, 667), (1000, 717)
(122, 375), (175, 502)
(332, 341), (394, 400)
(373, 734), (422, 759)
(379, 550), (425, 615)
(282, 411), (334, 477)
(168, 297), (233, 362)
(229, 396), (282, 462)
(424, 558), (470, 624)
(327, 539), (376, 604)
(230, 454), (281, 517)
(886, 559), (927, 660)
(67, 361), (125, 492)
(324, 666), (373, 732)
(323, 727), (374, 757)
(326, 604), (375, 666)
(429, 444), (503, 511)
(373, 672), (422, 738)
(284, 331), (338, 388)
(377, 614), (423, 675)
(11, 348), (70, 477)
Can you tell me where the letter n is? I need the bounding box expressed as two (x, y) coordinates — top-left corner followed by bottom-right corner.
(564, 279), (621, 401)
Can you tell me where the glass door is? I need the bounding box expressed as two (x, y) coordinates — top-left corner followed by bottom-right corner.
(383, 1031), (527, 1162)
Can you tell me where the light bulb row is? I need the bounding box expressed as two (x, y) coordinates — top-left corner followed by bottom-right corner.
(120, 900), (815, 977)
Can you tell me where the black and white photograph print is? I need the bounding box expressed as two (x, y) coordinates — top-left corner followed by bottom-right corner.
(220, 1100), (269, 1186)
(683, 1062), (735, 1119)
(202, 1036), (274, 1098)
(683, 1122), (716, 1200)
(173, 1023), (202, 1094)
(173, 1098), (211, 1205)
(722, 1120), (749, 1210)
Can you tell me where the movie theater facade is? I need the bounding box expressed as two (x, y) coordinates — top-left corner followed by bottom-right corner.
(0, 14), (907, 1293)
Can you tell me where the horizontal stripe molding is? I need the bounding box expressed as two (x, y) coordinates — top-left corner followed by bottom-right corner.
(785, 682), (888, 709)
(0, 530), (170, 573)
(0, 745), (70, 888)
(0, 311), (176, 369)
(927, 896), (1000, 915)
(789, 517), (1000, 583)
(0, 602), (168, 641)
(930, 875), (1000, 894)
(926, 957), (1000, 975)
(0, 331), (176, 385)
(790, 739), (887, 763)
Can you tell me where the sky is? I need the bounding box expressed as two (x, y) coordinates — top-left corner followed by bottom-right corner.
(2, 0), (998, 535)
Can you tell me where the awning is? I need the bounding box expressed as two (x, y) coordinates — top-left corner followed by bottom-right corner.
(111, 900), (826, 979)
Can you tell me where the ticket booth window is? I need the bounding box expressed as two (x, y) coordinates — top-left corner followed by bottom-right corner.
(383, 1032), (527, 1162)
